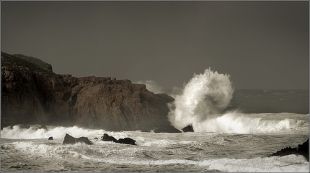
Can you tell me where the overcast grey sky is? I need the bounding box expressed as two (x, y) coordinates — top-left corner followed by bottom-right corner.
(1, 1), (309, 89)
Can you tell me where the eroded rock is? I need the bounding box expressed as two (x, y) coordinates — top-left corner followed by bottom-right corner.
(182, 125), (194, 132)
(62, 134), (92, 145)
(101, 133), (117, 142)
(1, 52), (177, 132)
(117, 138), (136, 145)
(101, 133), (136, 145)
(270, 139), (309, 161)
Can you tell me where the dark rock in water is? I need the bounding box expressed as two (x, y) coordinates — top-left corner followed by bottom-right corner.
(101, 133), (117, 142)
(182, 125), (194, 132)
(153, 127), (181, 133)
(48, 137), (53, 140)
(101, 133), (136, 145)
(117, 138), (136, 145)
(78, 137), (93, 145)
(63, 134), (76, 144)
(1, 52), (176, 132)
(62, 134), (92, 145)
(270, 139), (309, 161)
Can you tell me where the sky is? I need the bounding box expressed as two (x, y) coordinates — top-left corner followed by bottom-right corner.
(1, 1), (309, 89)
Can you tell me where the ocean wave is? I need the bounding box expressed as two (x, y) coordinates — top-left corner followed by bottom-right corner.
(1, 113), (307, 141)
(193, 111), (307, 134)
(168, 68), (308, 134)
(9, 141), (309, 172)
(0, 125), (131, 140)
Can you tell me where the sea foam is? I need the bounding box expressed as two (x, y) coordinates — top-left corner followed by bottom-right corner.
(168, 68), (306, 133)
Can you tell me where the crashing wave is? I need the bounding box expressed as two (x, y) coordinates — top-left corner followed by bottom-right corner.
(168, 68), (306, 133)
(1, 125), (109, 139)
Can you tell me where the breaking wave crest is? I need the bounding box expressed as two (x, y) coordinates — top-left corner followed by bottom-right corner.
(168, 68), (233, 129)
(0, 125), (103, 139)
(168, 68), (307, 133)
(193, 111), (306, 133)
(0, 125), (129, 139)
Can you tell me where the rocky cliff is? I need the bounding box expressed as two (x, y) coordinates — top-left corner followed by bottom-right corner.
(1, 52), (179, 132)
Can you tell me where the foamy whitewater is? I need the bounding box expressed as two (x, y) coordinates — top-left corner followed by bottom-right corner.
(0, 122), (309, 172)
(168, 69), (307, 134)
(169, 68), (233, 130)
(1, 68), (309, 172)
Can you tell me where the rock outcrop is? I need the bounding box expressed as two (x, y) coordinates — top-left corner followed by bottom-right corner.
(1, 52), (179, 132)
(182, 125), (194, 132)
(101, 133), (136, 145)
(101, 133), (118, 142)
(62, 134), (93, 145)
(270, 139), (309, 161)
(48, 137), (53, 140)
(117, 138), (136, 145)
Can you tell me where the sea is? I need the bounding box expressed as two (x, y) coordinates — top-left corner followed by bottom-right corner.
(0, 111), (309, 172)
(1, 69), (309, 172)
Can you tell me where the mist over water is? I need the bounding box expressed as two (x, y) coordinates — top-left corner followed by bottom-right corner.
(168, 69), (306, 133)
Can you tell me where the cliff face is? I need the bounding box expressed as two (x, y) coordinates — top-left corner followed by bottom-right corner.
(1, 52), (178, 132)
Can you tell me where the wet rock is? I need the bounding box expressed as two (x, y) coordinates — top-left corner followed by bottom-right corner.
(78, 137), (93, 145)
(63, 134), (76, 144)
(62, 134), (92, 145)
(182, 125), (194, 132)
(101, 133), (117, 142)
(48, 136), (53, 140)
(270, 139), (309, 161)
(117, 138), (136, 145)
(101, 133), (136, 145)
